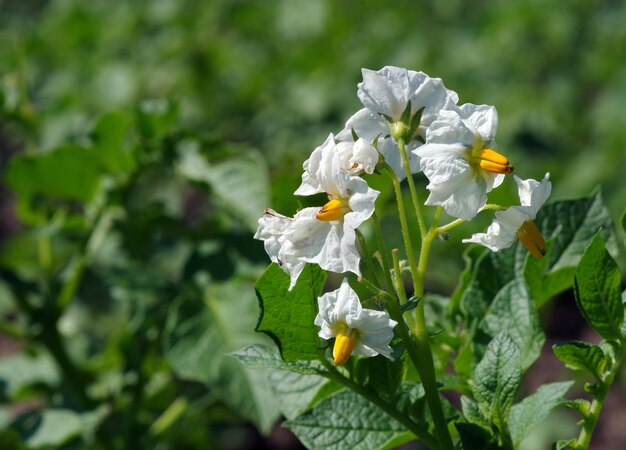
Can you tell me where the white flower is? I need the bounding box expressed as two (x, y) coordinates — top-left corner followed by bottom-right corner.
(336, 66), (458, 180)
(463, 173), (551, 259)
(314, 279), (397, 365)
(256, 144), (379, 288)
(357, 66), (458, 134)
(282, 171), (378, 277)
(254, 209), (306, 286)
(295, 134), (378, 196)
(416, 104), (513, 221)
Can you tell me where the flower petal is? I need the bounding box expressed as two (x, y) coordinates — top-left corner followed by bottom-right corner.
(459, 103), (499, 145)
(515, 173), (551, 217)
(254, 209), (306, 288)
(424, 109), (476, 146)
(462, 207), (529, 251)
(352, 309), (396, 359)
(358, 67), (410, 120)
(337, 138), (378, 175)
(338, 108), (389, 142)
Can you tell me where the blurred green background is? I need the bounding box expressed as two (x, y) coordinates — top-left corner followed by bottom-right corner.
(1, 0), (625, 449)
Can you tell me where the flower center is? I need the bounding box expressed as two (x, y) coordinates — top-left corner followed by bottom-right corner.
(333, 325), (359, 365)
(516, 220), (546, 260)
(475, 148), (513, 174)
(316, 198), (350, 222)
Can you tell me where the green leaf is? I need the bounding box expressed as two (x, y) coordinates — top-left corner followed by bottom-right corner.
(366, 354), (405, 402)
(233, 347), (329, 420)
(5, 145), (102, 221)
(163, 281), (280, 433)
(553, 341), (608, 381)
(480, 279), (545, 370)
(176, 140), (270, 231)
(454, 340), (475, 379)
(90, 111), (135, 173)
(523, 239), (572, 305)
(265, 369), (328, 420)
(0, 352), (59, 400)
(472, 333), (521, 432)
(537, 191), (617, 272)
(136, 99), (179, 139)
(396, 382), (426, 424)
(622, 290), (626, 338)
(554, 439), (577, 450)
(455, 423), (499, 450)
(574, 233), (623, 340)
(508, 381), (573, 448)
(231, 344), (324, 375)
(0, 428), (27, 450)
(459, 247), (519, 323)
(563, 399), (590, 418)
(461, 396), (490, 430)
(284, 389), (408, 450)
(5, 145), (101, 202)
(449, 248), (476, 317)
(459, 193), (617, 319)
(620, 207), (626, 233)
(17, 409), (83, 448)
(255, 263), (327, 362)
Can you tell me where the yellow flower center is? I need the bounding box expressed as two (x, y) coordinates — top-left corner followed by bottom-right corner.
(316, 198), (349, 222)
(476, 148), (513, 174)
(333, 325), (359, 365)
(517, 220), (546, 260)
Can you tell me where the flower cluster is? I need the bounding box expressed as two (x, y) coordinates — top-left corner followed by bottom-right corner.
(255, 66), (551, 365)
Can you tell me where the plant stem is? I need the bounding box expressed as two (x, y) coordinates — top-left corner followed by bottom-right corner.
(391, 249), (408, 305)
(397, 138), (426, 238)
(383, 151), (454, 449)
(39, 314), (94, 409)
(436, 218), (465, 234)
(391, 249), (416, 331)
(380, 163), (419, 289)
(318, 357), (441, 450)
(574, 342), (623, 449)
(409, 218), (455, 450)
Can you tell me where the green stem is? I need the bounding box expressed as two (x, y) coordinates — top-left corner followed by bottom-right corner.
(358, 276), (394, 302)
(380, 163), (419, 289)
(391, 249), (416, 330)
(382, 158), (454, 449)
(410, 220), (455, 450)
(58, 256), (86, 310)
(574, 342), (623, 449)
(39, 315), (94, 409)
(391, 249), (408, 305)
(481, 203), (506, 211)
(397, 138), (426, 238)
(318, 357), (441, 450)
(37, 232), (52, 273)
(436, 218), (464, 234)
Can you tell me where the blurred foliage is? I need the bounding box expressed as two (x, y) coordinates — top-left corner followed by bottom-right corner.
(0, 0), (625, 448)
(2, 0), (626, 283)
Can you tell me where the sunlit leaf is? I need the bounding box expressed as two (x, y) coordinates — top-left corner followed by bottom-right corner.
(574, 233), (623, 340)
(255, 263), (326, 362)
(285, 389), (412, 450)
(508, 381), (573, 448)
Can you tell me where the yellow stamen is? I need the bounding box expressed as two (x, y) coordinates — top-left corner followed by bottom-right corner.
(317, 198), (345, 222)
(478, 148), (513, 174)
(517, 220), (546, 260)
(333, 326), (358, 365)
